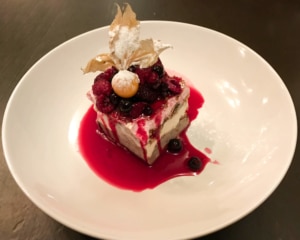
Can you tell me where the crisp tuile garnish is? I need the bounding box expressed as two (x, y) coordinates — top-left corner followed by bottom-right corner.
(82, 3), (172, 74)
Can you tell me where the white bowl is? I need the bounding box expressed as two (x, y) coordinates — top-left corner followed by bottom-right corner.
(2, 21), (297, 240)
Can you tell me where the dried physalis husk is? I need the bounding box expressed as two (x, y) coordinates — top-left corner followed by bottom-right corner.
(130, 39), (172, 68)
(109, 3), (140, 70)
(110, 4), (138, 30)
(82, 3), (172, 74)
(81, 53), (114, 74)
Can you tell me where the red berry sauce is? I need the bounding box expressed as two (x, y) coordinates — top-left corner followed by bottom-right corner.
(78, 86), (210, 192)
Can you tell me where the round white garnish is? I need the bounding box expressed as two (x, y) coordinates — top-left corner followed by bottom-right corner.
(112, 70), (140, 98)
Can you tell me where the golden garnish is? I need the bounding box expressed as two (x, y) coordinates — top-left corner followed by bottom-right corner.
(83, 3), (171, 73)
(111, 70), (139, 98)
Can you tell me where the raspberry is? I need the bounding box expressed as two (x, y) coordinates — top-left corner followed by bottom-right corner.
(105, 67), (118, 79)
(135, 67), (151, 84)
(130, 102), (147, 119)
(95, 67), (118, 82)
(147, 72), (158, 84)
(92, 79), (112, 96)
(147, 72), (161, 89)
(135, 84), (159, 103)
(166, 77), (182, 94)
(94, 74), (103, 83)
(96, 94), (115, 113)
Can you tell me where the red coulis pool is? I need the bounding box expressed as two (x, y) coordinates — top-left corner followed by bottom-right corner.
(78, 86), (210, 191)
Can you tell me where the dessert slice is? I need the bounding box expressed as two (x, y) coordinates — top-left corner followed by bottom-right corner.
(83, 4), (190, 164)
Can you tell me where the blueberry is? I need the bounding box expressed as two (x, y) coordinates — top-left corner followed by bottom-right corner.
(119, 99), (132, 113)
(152, 65), (164, 78)
(143, 105), (153, 116)
(167, 139), (182, 153)
(188, 157), (202, 172)
(128, 65), (137, 72)
(109, 92), (120, 106)
(160, 82), (171, 98)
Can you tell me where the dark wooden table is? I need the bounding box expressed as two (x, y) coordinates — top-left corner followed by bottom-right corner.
(1, 0), (299, 239)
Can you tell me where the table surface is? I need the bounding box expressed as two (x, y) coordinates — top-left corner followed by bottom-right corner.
(1, 0), (299, 239)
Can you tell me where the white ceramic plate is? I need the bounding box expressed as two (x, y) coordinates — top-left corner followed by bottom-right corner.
(2, 21), (297, 240)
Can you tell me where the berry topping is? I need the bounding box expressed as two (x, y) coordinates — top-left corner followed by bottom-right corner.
(160, 82), (171, 98)
(135, 84), (159, 103)
(188, 157), (202, 172)
(130, 102), (147, 119)
(94, 67), (118, 83)
(96, 94), (115, 113)
(119, 99), (133, 113)
(135, 67), (151, 84)
(147, 72), (161, 89)
(143, 105), (153, 116)
(147, 72), (158, 84)
(104, 66), (118, 80)
(150, 99), (165, 112)
(91, 59), (185, 119)
(167, 138), (183, 153)
(109, 92), (120, 106)
(152, 65), (164, 78)
(92, 78), (112, 96)
(112, 70), (140, 98)
(166, 77), (183, 94)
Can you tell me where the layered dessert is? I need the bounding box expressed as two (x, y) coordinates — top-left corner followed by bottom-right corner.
(82, 4), (190, 164)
